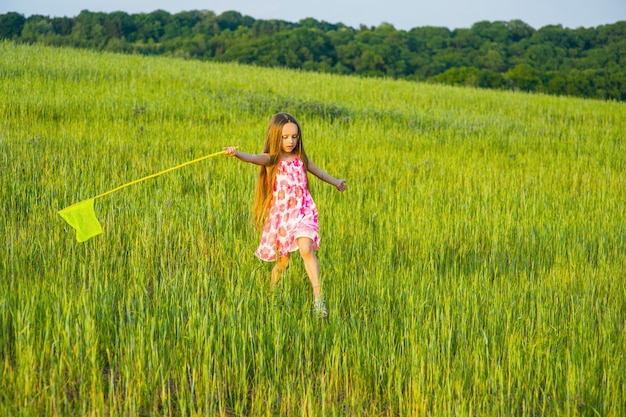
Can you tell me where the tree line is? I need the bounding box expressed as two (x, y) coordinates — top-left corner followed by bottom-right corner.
(2, 10), (625, 101)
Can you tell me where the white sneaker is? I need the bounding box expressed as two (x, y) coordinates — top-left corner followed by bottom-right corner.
(314, 297), (328, 318)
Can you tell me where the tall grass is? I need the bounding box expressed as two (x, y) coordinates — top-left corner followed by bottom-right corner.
(1, 41), (625, 415)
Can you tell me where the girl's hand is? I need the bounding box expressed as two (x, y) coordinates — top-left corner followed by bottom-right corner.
(223, 146), (237, 157)
(335, 179), (347, 192)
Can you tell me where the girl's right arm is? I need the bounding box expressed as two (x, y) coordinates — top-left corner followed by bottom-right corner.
(224, 147), (270, 166)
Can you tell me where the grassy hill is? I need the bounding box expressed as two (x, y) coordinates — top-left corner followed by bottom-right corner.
(1, 41), (625, 415)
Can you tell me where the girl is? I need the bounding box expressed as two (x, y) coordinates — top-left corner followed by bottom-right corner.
(224, 113), (346, 318)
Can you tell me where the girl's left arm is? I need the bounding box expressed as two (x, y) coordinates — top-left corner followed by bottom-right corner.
(308, 160), (347, 192)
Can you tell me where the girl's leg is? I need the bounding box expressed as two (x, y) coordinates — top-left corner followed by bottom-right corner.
(297, 237), (328, 317)
(296, 237), (321, 299)
(271, 254), (290, 290)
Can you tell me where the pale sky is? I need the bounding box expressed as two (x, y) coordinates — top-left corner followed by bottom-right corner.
(2, 0), (624, 30)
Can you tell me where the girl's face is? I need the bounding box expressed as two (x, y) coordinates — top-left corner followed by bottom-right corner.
(280, 122), (299, 154)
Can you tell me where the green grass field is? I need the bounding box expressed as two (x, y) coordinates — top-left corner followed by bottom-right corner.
(1, 41), (625, 416)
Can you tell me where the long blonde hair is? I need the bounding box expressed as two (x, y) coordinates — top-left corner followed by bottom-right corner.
(252, 113), (309, 229)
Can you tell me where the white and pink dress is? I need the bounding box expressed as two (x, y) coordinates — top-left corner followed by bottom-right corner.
(255, 157), (320, 262)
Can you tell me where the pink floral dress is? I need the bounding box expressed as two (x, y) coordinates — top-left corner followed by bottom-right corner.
(255, 157), (320, 262)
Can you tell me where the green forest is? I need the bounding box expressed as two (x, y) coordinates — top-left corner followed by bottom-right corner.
(2, 9), (625, 101)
